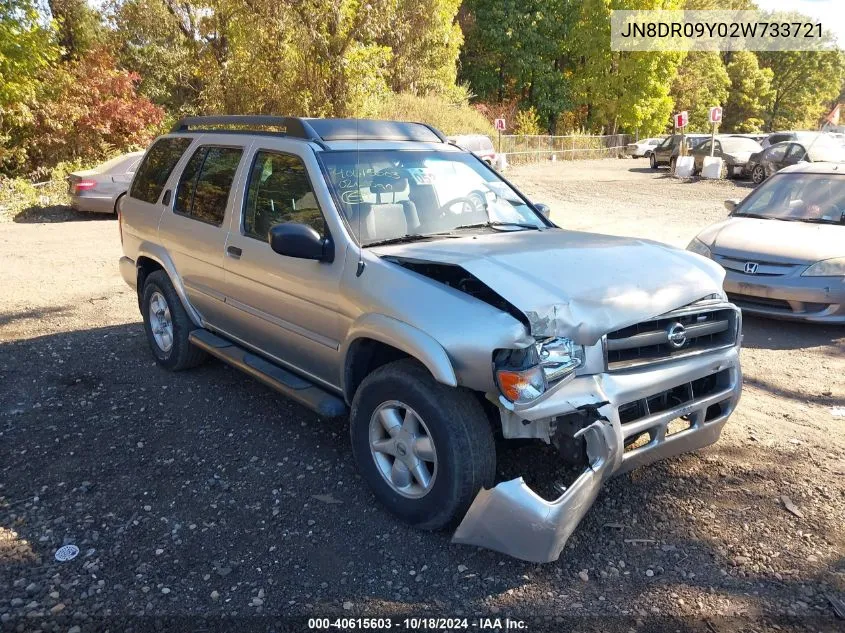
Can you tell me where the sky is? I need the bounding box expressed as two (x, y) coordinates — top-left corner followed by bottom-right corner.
(756, 0), (845, 48)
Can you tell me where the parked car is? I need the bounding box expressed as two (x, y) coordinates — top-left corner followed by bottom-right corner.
(760, 130), (822, 149)
(626, 137), (662, 157)
(691, 135), (763, 178)
(119, 116), (742, 563)
(728, 133), (767, 144)
(747, 139), (845, 184)
(447, 134), (496, 165)
(650, 134), (709, 170)
(68, 151), (145, 214)
(688, 162), (845, 322)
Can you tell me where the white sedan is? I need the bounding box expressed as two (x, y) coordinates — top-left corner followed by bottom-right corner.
(626, 137), (662, 158)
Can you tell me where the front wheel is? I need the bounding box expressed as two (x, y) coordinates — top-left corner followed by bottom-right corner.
(649, 153), (658, 169)
(670, 157), (677, 173)
(350, 360), (496, 530)
(752, 165), (766, 184)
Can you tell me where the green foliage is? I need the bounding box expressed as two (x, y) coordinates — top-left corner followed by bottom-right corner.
(723, 51), (772, 132)
(48, 0), (105, 59)
(670, 53), (730, 130)
(513, 107), (541, 135)
(459, 0), (573, 132)
(758, 50), (845, 130)
(375, 92), (493, 135)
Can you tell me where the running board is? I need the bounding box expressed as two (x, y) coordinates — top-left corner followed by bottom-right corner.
(189, 329), (348, 418)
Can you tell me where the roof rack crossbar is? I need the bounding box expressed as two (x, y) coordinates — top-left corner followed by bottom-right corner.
(170, 115), (328, 148)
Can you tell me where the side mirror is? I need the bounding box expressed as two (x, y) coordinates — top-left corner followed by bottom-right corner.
(724, 199), (740, 214)
(269, 223), (333, 263)
(535, 203), (551, 219)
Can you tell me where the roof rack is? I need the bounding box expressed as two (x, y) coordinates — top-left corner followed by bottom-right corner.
(170, 116), (447, 145)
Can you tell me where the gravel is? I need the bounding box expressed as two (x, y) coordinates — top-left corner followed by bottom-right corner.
(1, 159), (843, 630)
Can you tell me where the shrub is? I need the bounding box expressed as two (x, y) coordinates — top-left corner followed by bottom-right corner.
(375, 91), (493, 135)
(513, 107), (541, 135)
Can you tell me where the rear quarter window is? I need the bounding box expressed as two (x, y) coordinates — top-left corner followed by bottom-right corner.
(129, 137), (193, 204)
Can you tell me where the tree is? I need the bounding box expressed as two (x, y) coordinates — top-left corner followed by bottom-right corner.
(722, 51), (772, 132)
(459, 0), (573, 132)
(0, 0), (58, 172)
(670, 53), (730, 131)
(24, 49), (164, 172)
(758, 50), (845, 130)
(47, 0), (105, 59)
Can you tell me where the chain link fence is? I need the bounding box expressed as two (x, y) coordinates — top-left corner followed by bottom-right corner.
(496, 134), (632, 165)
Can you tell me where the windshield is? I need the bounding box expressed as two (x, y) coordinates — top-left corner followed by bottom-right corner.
(721, 137), (761, 153)
(319, 150), (545, 245)
(734, 173), (845, 224)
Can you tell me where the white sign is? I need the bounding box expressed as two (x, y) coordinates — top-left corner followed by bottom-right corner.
(494, 118), (506, 131)
(674, 111), (688, 128)
(709, 106), (723, 124)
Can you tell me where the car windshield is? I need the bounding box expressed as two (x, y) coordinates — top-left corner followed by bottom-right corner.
(319, 150), (545, 246)
(734, 173), (845, 224)
(721, 137), (761, 153)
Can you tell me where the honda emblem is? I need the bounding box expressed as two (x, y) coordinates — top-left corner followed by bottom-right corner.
(744, 262), (759, 274)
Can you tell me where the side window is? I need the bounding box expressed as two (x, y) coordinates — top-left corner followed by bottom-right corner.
(129, 137), (192, 203)
(173, 146), (243, 226)
(243, 151), (327, 241)
(699, 140), (711, 153)
(767, 144), (787, 161)
(714, 141), (722, 153)
(785, 144), (806, 161)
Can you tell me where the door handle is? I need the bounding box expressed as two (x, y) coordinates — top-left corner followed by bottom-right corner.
(226, 245), (242, 259)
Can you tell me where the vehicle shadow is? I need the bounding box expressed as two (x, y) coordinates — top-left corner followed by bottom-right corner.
(740, 314), (844, 352)
(1, 325), (843, 625)
(12, 204), (114, 223)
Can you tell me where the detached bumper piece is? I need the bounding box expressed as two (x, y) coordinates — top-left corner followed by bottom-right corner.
(453, 364), (741, 563)
(452, 418), (619, 563)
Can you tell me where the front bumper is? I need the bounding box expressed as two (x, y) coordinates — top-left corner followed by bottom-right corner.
(453, 346), (741, 562)
(724, 270), (845, 323)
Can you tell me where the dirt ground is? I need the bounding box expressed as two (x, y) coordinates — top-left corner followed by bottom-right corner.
(1, 158), (843, 631)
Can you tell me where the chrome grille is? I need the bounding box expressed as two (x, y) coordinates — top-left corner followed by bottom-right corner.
(605, 303), (739, 370)
(715, 254), (798, 277)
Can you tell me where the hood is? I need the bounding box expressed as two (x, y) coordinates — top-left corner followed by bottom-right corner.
(698, 217), (845, 263)
(371, 229), (725, 345)
(724, 151), (753, 163)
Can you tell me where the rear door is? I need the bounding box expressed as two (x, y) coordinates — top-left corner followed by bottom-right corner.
(158, 138), (251, 327)
(221, 142), (345, 388)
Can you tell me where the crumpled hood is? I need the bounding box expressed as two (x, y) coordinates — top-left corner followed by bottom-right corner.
(698, 217), (845, 263)
(372, 229), (726, 345)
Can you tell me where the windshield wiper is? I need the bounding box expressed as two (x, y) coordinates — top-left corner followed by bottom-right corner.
(784, 217), (840, 225)
(363, 234), (458, 248)
(445, 221), (542, 232)
(733, 213), (781, 220)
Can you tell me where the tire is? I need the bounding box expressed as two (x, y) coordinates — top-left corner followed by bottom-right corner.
(670, 157), (677, 173)
(720, 162), (730, 180)
(141, 270), (207, 371)
(350, 359), (496, 530)
(644, 150), (652, 158)
(113, 193), (125, 216)
(751, 165), (765, 185)
(649, 153), (658, 169)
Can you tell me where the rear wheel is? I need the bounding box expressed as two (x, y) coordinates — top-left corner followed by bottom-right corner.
(350, 360), (495, 530)
(752, 165), (766, 184)
(141, 270), (207, 371)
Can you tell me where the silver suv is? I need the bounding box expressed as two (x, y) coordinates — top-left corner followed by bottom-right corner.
(119, 116), (742, 562)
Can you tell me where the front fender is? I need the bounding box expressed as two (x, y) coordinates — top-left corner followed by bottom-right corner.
(136, 243), (203, 327)
(341, 314), (458, 398)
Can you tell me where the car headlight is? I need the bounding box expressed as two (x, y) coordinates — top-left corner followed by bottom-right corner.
(494, 338), (584, 404)
(802, 257), (845, 277)
(687, 238), (712, 259)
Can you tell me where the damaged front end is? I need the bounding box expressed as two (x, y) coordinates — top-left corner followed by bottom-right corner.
(452, 405), (622, 563)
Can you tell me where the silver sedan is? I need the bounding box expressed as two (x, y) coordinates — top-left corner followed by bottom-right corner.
(68, 151), (144, 214)
(688, 162), (845, 323)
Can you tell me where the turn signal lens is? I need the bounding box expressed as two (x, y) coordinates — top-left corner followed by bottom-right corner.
(496, 366), (545, 404)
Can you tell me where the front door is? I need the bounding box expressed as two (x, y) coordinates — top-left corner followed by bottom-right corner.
(221, 146), (344, 389)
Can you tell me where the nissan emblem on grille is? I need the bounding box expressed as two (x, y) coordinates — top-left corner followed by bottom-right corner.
(666, 322), (687, 349)
(744, 262), (759, 274)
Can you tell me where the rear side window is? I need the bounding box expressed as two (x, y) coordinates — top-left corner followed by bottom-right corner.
(129, 137), (192, 203)
(174, 146), (243, 226)
(243, 151), (326, 240)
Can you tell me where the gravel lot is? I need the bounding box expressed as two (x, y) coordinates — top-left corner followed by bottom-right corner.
(1, 159), (843, 631)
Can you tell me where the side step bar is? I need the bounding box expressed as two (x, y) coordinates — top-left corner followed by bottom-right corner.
(189, 329), (348, 418)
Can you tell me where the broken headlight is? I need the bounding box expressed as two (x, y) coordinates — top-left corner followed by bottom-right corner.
(494, 338), (584, 404)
